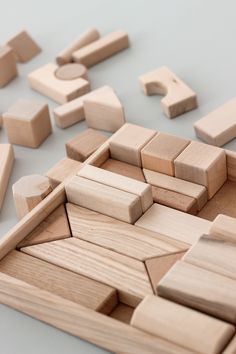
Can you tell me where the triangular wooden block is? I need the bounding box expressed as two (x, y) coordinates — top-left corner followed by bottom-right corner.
(17, 204), (71, 248)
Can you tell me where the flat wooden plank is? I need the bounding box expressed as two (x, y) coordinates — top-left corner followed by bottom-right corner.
(101, 158), (146, 182)
(210, 214), (236, 242)
(45, 158), (82, 188)
(110, 303), (134, 324)
(0, 144), (14, 210)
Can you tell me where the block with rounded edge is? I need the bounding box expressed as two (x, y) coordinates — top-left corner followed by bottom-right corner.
(0, 46), (18, 87)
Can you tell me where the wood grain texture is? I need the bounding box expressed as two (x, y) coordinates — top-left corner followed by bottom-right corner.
(210, 214), (236, 242)
(110, 303), (134, 324)
(226, 150), (236, 182)
(0, 144), (14, 210)
(101, 158), (146, 182)
(45, 158), (82, 188)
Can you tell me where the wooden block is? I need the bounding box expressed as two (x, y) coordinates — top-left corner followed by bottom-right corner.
(56, 28), (100, 65)
(22, 237), (153, 307)
(0, 250), (117, 314)
(17, 204), (71, 248)
(6, 30), (41, 62)
(84, 86), (125, 132)
(174, 141), (227, 199)
(78, 164), (153, 212)
(65, 175), (142, 224)
(12, 174), (52, 219)
(109, 123), (156, 167)
(158, 260), (236, 323)
(131, 295), (234, 354)
(210, 214), (236, 242)
(139, 66), (197, 118)
(87, 142), (110, 167)
(0, 144), (14, 210)
(66, 203), (187, 261)
(46, 158), (82, 188)
(55, 63), (88, 80)
(66, 128), (107, 162)
(0, 46), (17, 87)
(101, 158), (146, 182)
(141, 133), (190, 175)
(135, 203), (211, 245)
(194, 98), (236, 147)
(110, 303), (134, 324)
(3, 99), (52, 148)
(28, 63), (90, 104)
(72, 30), (129, 67)
(223, 336), (236, 354)
(226, 149), (236, 182)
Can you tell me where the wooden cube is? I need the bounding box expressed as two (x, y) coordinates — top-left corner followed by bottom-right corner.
(3, 99), (52, 148)
(0, 46), (17, 87)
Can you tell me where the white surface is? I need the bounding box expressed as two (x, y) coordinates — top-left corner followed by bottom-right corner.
(1, 0), (236, 353)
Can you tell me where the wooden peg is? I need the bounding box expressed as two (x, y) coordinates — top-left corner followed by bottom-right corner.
(0, 46), (18, 87)
(6, 30), (41, 62)
(210, 214), (236, 242)
(46, 158), (82, 188)
(0, 144), (14, 210)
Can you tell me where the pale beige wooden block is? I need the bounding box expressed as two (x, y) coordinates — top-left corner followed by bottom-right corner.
(0, 250), (117, 314)
(46, 158), (82, 188)
(56, 28), (100, 65)
(143, 169), (207, 210)
(194, 98), (236, 147)
(210, 214), (236, 242)
(0, 46), (17, 87)
(28, 63), (90, 104)
(131, 295), (234, 354)
(109, 123), (156, 167)
(226, 149), (236, 182)
(223, 336), (236, 354)
(174, 141), (227, 199)
(110, 303), (134, 324)
(135, 203), (211, 245)
(78, 164), (152, 212)
(13, 174), (52, 219)
(6, 30), (41, 62)
(87, 142), (110, 167)
(72, 30), (129, 67)
(66, 175), (142, 224)
(3, 99), (52, 148)
(139, 66), (197, 118)
(22, 237), (153, 307)
(66, 128), (108, 162)
(141, 133), (190, 175)
(158, 260), (236, 323)
(55, 63), (88, 80)
(101, 159), (146, 182)
(0, 144), (14, 210)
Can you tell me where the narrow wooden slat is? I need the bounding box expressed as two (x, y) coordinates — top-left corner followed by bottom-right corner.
(0, 144), (14, 210)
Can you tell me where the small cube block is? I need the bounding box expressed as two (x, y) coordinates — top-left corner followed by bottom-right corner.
(0, 46), (17, 87)
(6, 30), (41, 62)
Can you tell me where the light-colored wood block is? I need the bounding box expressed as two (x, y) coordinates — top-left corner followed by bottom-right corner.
(0, 144), (14, 210)
(66, 128), (108, 162)
(139, 66), (197, 118)
(3, 99), (52, 148)
(141, 133), (190, 175)
(55, 63), (88, 80)
(223, 336), (236, 354)
(0, 250), (117, 314)
(22, 237), (153, 307)
(210, 214), (236, 242)
(28, 63), (90, 104)
(0, 46), (17, 87)
(78, 164), (152, 212)
(131, 295), (234, 354)
(226, 149), (236, 182)
(158, 260), (236, 323)
(66, 203), (187, 261)
(194, 98), (236, 147)
(101, 158), (146, 182)
(56, 28), (100, 65)
(135, 203), (211, 245)
(13, 174), (52, 219)
(6, 30), (41, 62)
(87, 142), (110, 167)
(109, 123), (156, 167)
(110, 303), (134, 324)
(72, 30), (129, 67)
(45, 158), (82, 188)
(174, 141), (227, 199)
(65, 175), (142, 224)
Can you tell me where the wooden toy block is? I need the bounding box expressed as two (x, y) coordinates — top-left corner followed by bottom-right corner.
(0, 46), (17, 87)
(83, 86), (125, 132)
(0, 250), (117, 314)
(12, 174), (52, 219)
(17, 204), (71, 248)
(109, 123), (156, 167)
(131, 295), (234, 354)
(3, 99), (52, 148)
(135, 203), (211, 245)
(6, 30), (41, 62)
(226, 150), (236, 182)
(66, 203), (187, 261)
(56, 28), (100, 65)
(101, 159), (146, 182)
(87, 142), (110, 167)
(139, 66), (197, 118)
(210, 214), (236, 242)
(55, 63), (88, 80)
(223, 336), (236, 354)
(28, 63), (90, 104)
(78, 164), (153, 212)
(22, 238), (153, 307)
(194, 98), (236, 147)
(141, 133), (190, 175)
(72, 30), (129, 67)
(66, 128), (107, 162)
(65, 175), (143, 224)
(0, 144), (14, 211)
(46, 158), (82, 188)
(158, 260), (236, 323)
(174, 141), (227, 199)
(110, 303), (134, 324)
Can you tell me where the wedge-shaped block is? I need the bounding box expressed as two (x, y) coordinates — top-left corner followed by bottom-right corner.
(101, 158), (146, 182)
(131, 295), (235, 354)
(0, 144), (14, 210)
(174, 141), (227, 199)
(46, 158), (82, 188)
(210, 214), (236, 242)
(0, 46), (17, 87)
(3, 99), (52, 148)
(6, 30), (41, 62)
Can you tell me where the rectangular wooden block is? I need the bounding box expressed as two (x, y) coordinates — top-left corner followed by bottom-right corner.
(101, 158), (146, 182)
(109, 303), (134, 324)
(223, 336), (236, 354)
(226, 149), (236, 182)
(210, 214), (236, 242)
(131, 295), (235, 354)
(0, 144), (14, 210)
(46, 158), (82, 188)
(65, 175), (143, 223)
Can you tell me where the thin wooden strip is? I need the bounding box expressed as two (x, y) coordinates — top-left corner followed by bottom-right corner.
(0, 144), (14, 210)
